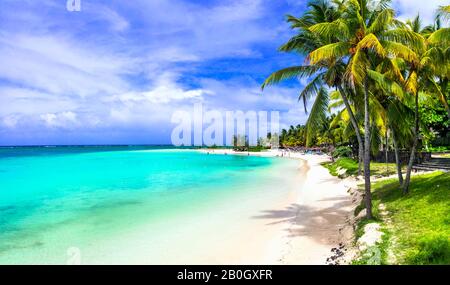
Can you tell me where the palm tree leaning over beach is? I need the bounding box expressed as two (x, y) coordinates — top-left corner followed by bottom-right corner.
(304, 0), (420, 218)
(262, 0), (366, 176)
(263, 0), (449, 217)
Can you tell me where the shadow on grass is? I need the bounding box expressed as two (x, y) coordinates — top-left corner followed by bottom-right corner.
(372, 171), (450, 204)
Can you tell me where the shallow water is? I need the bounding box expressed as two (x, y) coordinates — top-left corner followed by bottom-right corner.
(0, 147), (300, 264)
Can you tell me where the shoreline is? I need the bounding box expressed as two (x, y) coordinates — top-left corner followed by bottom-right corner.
(198, 149), (357, 265)
(0, 148), (357, 265)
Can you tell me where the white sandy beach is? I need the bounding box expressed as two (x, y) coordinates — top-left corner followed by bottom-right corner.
(197, 149), (356, 265)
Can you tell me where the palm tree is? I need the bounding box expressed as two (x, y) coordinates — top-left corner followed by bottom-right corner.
(263, 0), (448, 214)
(364, 11), (448, 193)
(398, 15), (449, 194)
(368, 68), (415, 185)
(425, 9), (450, 121)
(307, 0), (418, 218)
(261, 0), (366, 175)
(437, 5), (450, 23)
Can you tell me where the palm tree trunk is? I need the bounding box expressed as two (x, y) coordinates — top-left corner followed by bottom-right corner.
(442, 97), (450, 122)
(441, 80), (450, 122)
(363, 79), (372, 219)
(357, 141), (364, 178)
(385, 128), (388, 176)
(391, 127), (403, 186)
(338, 85), (364, 176)
(403, 92), (420, 194)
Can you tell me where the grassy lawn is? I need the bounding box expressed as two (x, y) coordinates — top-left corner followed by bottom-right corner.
(435, 153), (450, 158)
(322, 157), (402, 178)
(361, 172), (450, 264)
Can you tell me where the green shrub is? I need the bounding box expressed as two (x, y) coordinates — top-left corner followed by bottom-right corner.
(426, 145), (450, 152)
(404, 234), (450, 265)
(332, 146), (353, 158)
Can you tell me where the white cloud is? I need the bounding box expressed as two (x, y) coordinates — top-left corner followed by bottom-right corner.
(132, 0), (276, 60)
(393, 0), (448, 24)
(2, 115), (19, 128)
(94, 6), (130, 32)
(40, 111), (78, 128)
(0, 33), (133, 97)
(0, 0), (308, 143)
(0, 87), (78, 116)
(110, 72), (213, 105)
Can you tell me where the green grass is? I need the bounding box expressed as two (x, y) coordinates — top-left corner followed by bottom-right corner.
(427, 146), (450, 152)
(435, 153), (450, 158)
(368, 172), (450, 264)
(321, 158), (402, 178)
(352, 229), (391, 265)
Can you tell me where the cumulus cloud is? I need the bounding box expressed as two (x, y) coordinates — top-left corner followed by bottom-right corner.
(0, 0), (310, 144)
(111, 72), (213, 104)
(0, 33), (134, 97)
(40, 112), (78, 128)
(393, 0), (448, 24)
(2, 115), (20, 129)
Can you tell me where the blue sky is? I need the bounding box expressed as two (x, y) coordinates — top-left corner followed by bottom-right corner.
(0, 0), (447, 145)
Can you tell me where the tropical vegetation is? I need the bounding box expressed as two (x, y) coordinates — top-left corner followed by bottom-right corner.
(262, 0), (450, 221)
(355, 172), (450, 264)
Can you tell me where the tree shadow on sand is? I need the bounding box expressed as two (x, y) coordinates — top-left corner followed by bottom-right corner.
(252, 197), (352, 245)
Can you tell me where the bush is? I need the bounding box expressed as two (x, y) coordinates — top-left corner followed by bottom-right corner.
(332, 146), (353, 158)
(427, 145), (450, 152)
(404, 234), (450, 265)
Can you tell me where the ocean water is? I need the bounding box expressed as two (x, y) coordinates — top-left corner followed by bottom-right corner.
(0, 147), (301, 264)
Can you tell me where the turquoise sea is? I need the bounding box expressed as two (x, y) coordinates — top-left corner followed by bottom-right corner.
(0, 146), (300, 264)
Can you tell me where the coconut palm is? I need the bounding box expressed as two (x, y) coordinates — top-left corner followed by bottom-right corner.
(398, 16), (449, 193)
(437, 5), (450, 23)
(307, 0), (420, 217)
(368, 12), (449, 193)
(368, 68), (415, 184)
(263, 0), (448, 215)
(261, 0), (366, 176)
(424, 11), (450, 121)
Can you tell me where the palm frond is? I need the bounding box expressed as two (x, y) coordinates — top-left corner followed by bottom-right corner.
(279, 33), (320, 54)
(261, 66), (318, 90)
(328, 98), (344, 111)
(437, 5), (450, 22)
(427, 77), (450, 112)
(421, 47), (445, 71)
(367, 8), (394, 34)
(383, 29), (426, 53)
(428, 28), (450, 46)
(406, 14), (422, 33)
(309, 19), (350, 40)
(347, 49), (369, 86)
(378, 58), (405, 83)
(405, 71), (418, 95)
(381, 40), (418, 63)
(305, 87), (329, 146)
(299, 74), (324, 113)
(357, 33), (386, 57)
(367, 70), (405, 100)
(308, 42), (351, 64)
